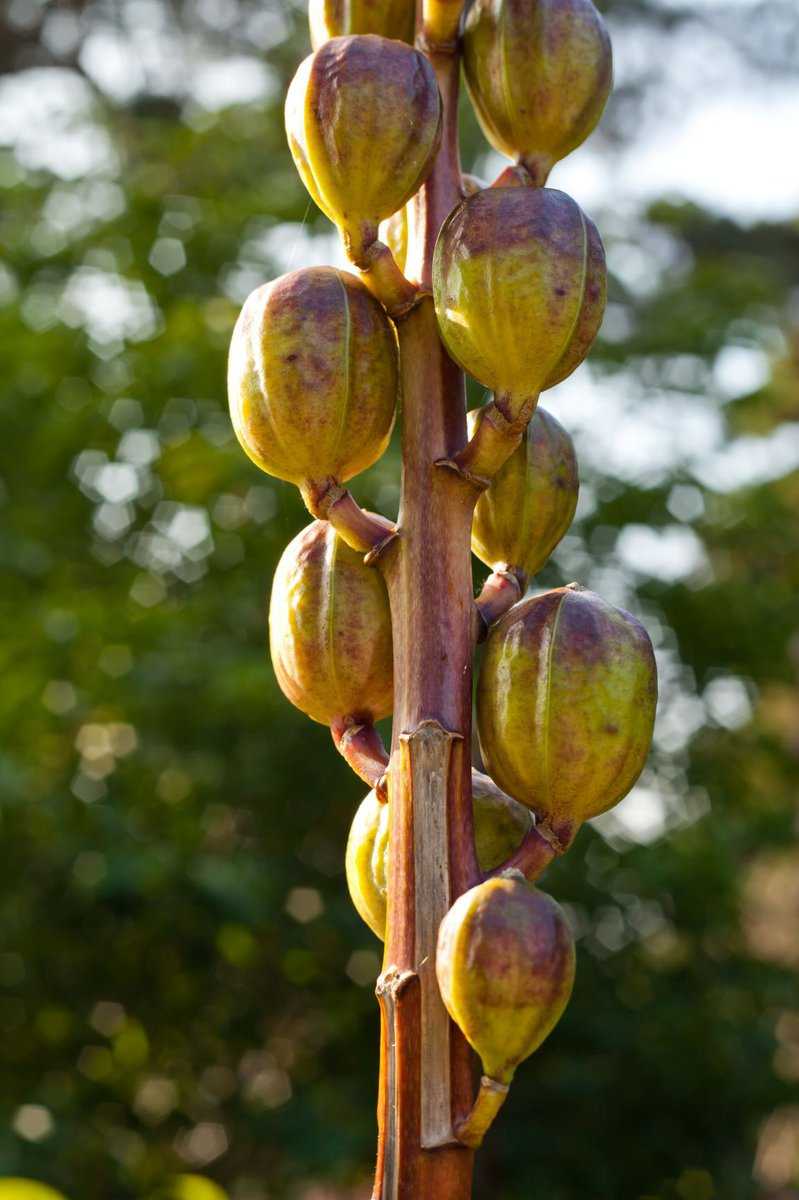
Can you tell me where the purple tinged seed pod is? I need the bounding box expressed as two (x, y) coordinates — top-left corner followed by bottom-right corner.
(432, 187), (606, 400)
(228, 266), (397, 493)
(476, 584), (657, 848)
(470, 405), (579, 578)
(463, 0), (613, 186)
(269, 521), (393, 727)
(285, 36), (442, 263)
(436, 875), (575, 1084)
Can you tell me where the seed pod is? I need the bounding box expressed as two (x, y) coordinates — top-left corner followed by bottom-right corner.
(379, 173), (486, 274)
(346, 773), (533, 939)
(432, 187), (606, 401)
(345, 788), (390, 939)
(463, 0), (612, 186)
(437, 876), (575, 1084)
(379, 208), (409, 276)
(476, 584), (657, 847)
(228, 267), (397, 497)
(309, 0), (415, 48)
(269, 521), (393, 726)
(285, 36), (442, 263)
(470, 406), (578, 578)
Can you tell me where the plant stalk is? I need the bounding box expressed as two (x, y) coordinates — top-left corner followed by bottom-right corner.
(371, 27), (480, 1200)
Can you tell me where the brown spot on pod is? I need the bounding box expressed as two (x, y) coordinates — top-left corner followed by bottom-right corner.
(432, 187), (606, 399)
(269, 520), (393, 727)
(285, 36), (441, 259)
(463, 0), (613, 181)
(228, 266), (397, 489)
(345, 775), (533, 940)
(309, 0), (416, 49)
(470, 405), (579, 577)
(476, 585), (657, 847)
(436, 876), (575, 1083)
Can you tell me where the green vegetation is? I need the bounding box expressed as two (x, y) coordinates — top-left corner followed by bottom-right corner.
(1, 1), (797, 1197)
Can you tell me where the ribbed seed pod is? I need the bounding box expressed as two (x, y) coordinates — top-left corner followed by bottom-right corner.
(285, 36), (442, 263)
(228, 267), (397, 496)
(476, 584), (657, 847)
(269, 521), (393, 726)
(470, 406), (578, 578)
(309, 0), (416, 48)
(436, 876), (575, 1083)
(346, 773), (533, 939)
(345, 788), (390, 939)
(432, 187), (606, 400)
(379, 172), (486, 274)
(463, 0), (612, 186)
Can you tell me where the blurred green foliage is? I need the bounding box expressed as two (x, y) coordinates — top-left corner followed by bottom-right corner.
(1, 2), (798, 1199)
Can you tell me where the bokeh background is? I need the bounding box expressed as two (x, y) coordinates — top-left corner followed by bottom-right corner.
(2, 0), (798, 1197)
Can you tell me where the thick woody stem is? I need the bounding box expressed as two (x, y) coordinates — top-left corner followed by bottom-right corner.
(301, 478), (399, 557)
(330, 717), (389, 800)
(475, 567), (526, 638)
(445, 391), (539, 483)
(372, 22), (477, 1193)
(375, 300), (479, 1200)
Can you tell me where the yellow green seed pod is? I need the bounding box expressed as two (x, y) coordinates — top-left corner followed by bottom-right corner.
(228, 267), (397, 496)
(476, 584), (657, 848)
(436, 876), (575, 1083)
(269, 521), (393, 726)
(432, 187), (606, 400)
(463, 0), (613, 186)
(346, 773), (533, 939)
(309, 0), (416, 48)
(285, 35), (442, 263)
(470, 406), (578, 578)
(345, 788), (390, 939)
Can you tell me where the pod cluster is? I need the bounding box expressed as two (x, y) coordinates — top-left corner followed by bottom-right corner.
(227, 0), (657, 1149)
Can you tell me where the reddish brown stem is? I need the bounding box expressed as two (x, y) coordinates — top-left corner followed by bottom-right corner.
(372, 28), (479, 1199)
(330, 717), (389, 800)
